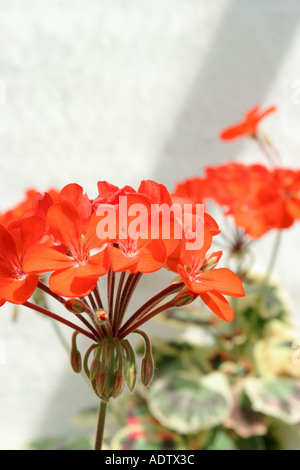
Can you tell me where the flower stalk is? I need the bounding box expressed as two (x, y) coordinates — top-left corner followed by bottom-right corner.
(94, 400), (108, 451)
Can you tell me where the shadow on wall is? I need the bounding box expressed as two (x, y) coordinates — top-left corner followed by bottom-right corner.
(153, 0), (300, 189)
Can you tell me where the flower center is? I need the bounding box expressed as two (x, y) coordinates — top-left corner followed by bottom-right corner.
(119, 238), (138, 257)
(74, 255), (88, 267)
(12, 267), (26, 281)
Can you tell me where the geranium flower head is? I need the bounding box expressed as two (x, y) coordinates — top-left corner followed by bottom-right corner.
(0, 217), (44, 304)
(220, 105), (277, 141)
(23, 201), (110, 297)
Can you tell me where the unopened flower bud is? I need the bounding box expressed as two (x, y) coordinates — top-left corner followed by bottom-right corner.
(170, 276), (183, 285)
(111, 338), (125, 398)
(141, 356), (154, 386)
(95, 309), (108, 323)
(90, 378), (99, 397)
(104, 339), (116, 373)
(101, 383), (112, 403)
(89, 358), (101, 381)
(94, 339), (116, 401)
(112, 372), (125, 398)
(70, 332), (82, 373)
(122, 340), (137, 393)
(172, 289), (198, 307)
(202, 251), (222, 271)
(70, 350), (82, 373)
(126, 365), (137, 392)
(133, 329), (154, 387)
(89, 344), (102, 381)
(95, 371), (107, 398)
(64, 299), (86, 314)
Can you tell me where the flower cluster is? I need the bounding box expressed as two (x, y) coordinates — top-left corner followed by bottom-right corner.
(174, 105), (300, 239)
(0, 180), (244, 308)
(0, 180), (244, 405)
(219, 105), (277, 141)
(175, 163), (300, 238)
(2, 104), (299, 451)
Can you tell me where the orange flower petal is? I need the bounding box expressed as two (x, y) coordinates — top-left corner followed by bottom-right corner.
(199, 290), (235, 321)
(23, 244), (74, 273)
(49, 267), (98, 298)
(0, 274), (38, 304)
(47, 202), (82, 255)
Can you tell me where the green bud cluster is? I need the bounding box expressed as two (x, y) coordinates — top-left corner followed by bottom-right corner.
(80, 330), (155, 402)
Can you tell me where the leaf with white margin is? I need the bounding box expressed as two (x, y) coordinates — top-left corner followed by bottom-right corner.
(148, 371), (232, 434)
(244, 377), (300, 424)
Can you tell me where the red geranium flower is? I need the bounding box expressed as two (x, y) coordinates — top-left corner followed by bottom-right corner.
(177, 226), (245, 321)
(23, 201), (109, 297)
(220, 105), (277, 141)
(105, 193), (168, 273)
(175, 162), (300, 238)
(0, 217), (44, 304)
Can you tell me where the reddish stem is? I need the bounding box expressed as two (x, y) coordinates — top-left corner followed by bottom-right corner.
(119, 299), (175, 339)
(107, 269), (115, 322)
(118, 282), (184, 336)
(114, 272), (142, 334)
(38, 281), (66, 305)
(24, 301), (97, 341)
(93, 284), (103, 310)
(38, 280), (99, 335)
(88, 293), (98, 312)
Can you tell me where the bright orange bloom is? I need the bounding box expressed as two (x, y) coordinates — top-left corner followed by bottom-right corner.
(268, 168), (300, 229)
(138, 180), (182, 257)
(0, 178), (245, 333)
(93, 181), (135, 207)
(0, 174), (248, 422)
(23, 201), (109, 297)
(207, 163), (300, 237)
(174, 177), (211, 204)
(205, 162), (274, 237)
(0, 188), (59, 229)
(177, 226), (245, 321)
(105, 193), (168, 273)
(59, 183), (92, 229)
(165, 189), (220, 272)
(176, 163), (300, 238)
(220, 105), (277, 141)
(0, 189), (37, 228)
(0, 217), (44, 304)
(109, 237), (167, 274)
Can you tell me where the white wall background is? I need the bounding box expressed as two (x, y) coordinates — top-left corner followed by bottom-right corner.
(1, 0), (300, 449)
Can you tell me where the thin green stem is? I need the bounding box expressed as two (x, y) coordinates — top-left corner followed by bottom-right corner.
(255, 132), (278, 166)
(259, 230), (282, 299)
(94, 400), (108, 450)
(83, 343), (98, 377)
(231, 297), (238, 362)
